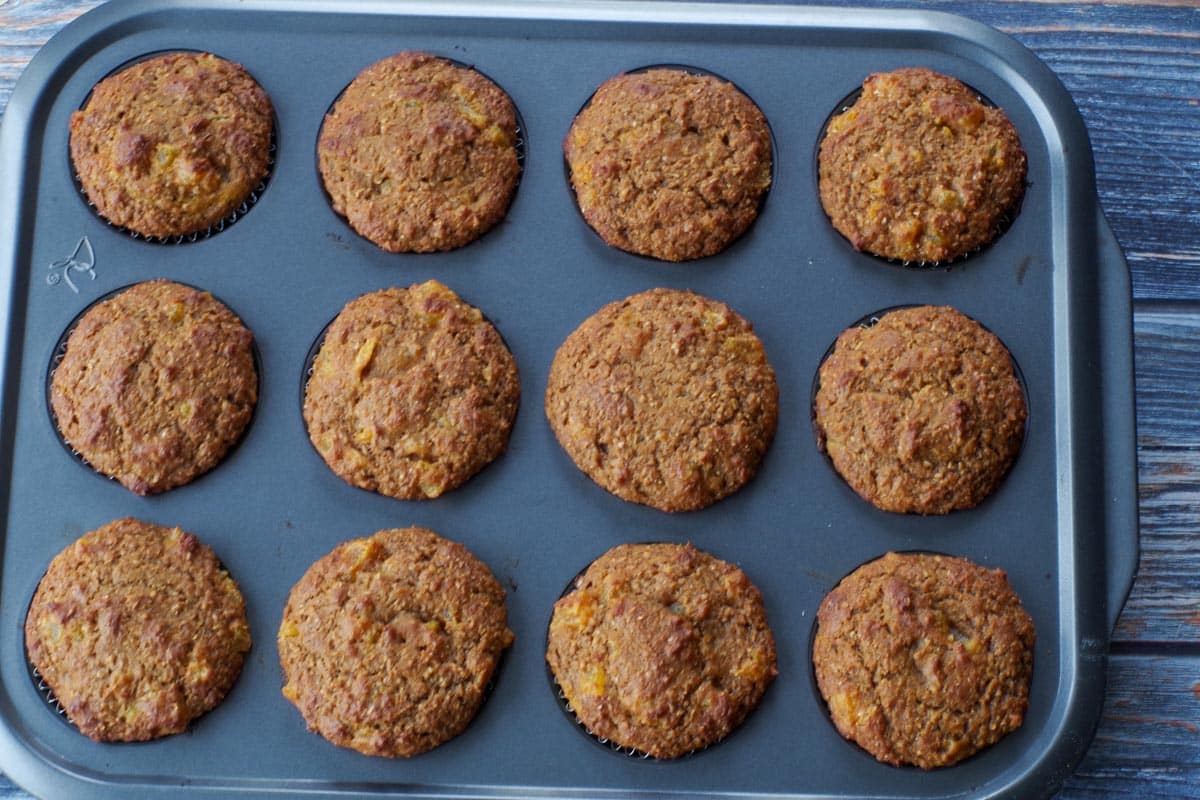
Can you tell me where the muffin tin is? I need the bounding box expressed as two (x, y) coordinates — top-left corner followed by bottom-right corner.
(0, 2), (1137, 799)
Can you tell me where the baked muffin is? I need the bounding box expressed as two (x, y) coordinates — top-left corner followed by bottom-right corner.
(545, 288), (778, 512)
(317, 51), (520, 252)
(278, 527), (513, 757)
(547, 542), (777, 758)
(70, 52), (273, 238)
(813, 551), (1035, 769)
(25, 518), (251, 742)
(50, 279), (258, 495)
(818, 67), (1026, 263)
(564, 68), (772, 261)
(813, 305), (1025, 514)
(303, 280), (520, 500)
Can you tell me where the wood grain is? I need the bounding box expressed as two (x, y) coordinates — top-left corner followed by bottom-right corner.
(1117, 310), (1200, 645)
(1062, 655), (1200, 798)
(0, 1), (1197, 799)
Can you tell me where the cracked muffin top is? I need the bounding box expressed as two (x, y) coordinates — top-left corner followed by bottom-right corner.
(814, 305), (1025, 514)
(278, 526), (513, 757)
(317, 51), (520, 252)
(303, 280), (519, 500)
(813, 551), (1035, 769)
(545, 287), (777, 512)
(818, 67), (1026, 263)
(50, 279), (257, 495)
(70, 52), (273, 238)
(547, 542), (777, 758)
(564, 68), (772, 261)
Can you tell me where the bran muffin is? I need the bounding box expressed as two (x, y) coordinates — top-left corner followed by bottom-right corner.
(278, 527), (513, 757)
(70, 52), (273, 238)
(564, 68), (772, 261)
(303, 280), (520, 500)
(545, 288), (778, 512)
(813, 552), (1035, 769)
(818, 67), (1026, 263)
(813, 305), (1025, 514)
(317, 51), (520, 253)
(50, 279), (258, 496)
(547, 542), (777, 759)
(25, 518), (251, 742)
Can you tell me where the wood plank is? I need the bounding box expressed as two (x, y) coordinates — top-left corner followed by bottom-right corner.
(1059, 654), (1200, 798)
(1114, 308), (1200, 644)
(0, 0), (103, 116)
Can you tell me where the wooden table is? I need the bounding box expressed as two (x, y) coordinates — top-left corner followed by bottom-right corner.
(1, 0), (1196, 797)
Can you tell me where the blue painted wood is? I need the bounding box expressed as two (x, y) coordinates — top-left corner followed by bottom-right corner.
(0, 1), (1197, 798)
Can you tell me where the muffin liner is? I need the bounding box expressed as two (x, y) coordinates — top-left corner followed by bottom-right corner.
(809, 305), (1030, 509)
(46, 281), (262, 489)
(562, 63), (776, 264)
(314, 55), (526, 252)
(25, 662), (70, 730)
(815, 84), (1024, 270)
(70, 49), (278, 245)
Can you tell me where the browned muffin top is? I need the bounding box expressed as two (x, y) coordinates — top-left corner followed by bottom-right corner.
(278, 527), (513, 757)
(317, 51), (520, 252)
(564, 68), (772, 261)
(70, 52), (273, 238)
(303, 280), (520, 500)
(814, 305), (1025, 514)
(813, 552), (1035, 769)
(50, 279), (258, 496)
(547, 542), (777, 758)
(818, 67), (1026, 262)
(25, 517), (251, 742)
(545, 288), (777, 512)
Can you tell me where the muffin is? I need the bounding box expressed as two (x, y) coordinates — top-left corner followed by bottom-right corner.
(278, 527), (513, 757)
(547, 542), (777, 758)
(50, 279), (258, 495)
(303, 280), (520, 500)
(813, 551), (1035, 769)
(70, 52), (273, 238)
(545, 288), (778, 512)
(564, 68), (772, 261)
(317, 51), (520, 252)
(25, 518), (251, 742)
(813, 305), (1025, 514)
(818, 67), (1026, 263)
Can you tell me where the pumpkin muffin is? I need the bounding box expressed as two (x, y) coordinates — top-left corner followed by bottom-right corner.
(814, 305), (1025, 514)
(547, 542), (777, 758)
(546, 288), (777, 512)
(813, 551), (1035, 768)
(317, 51), (520, 252)
(25, 517), (251, 742)
(818, 67), (1026, 263)
(278, 527), (513, 757)
(303, 280), (520, 500)
(50, 279), (258, 495)
(564, 68), (772, 261)
(70, 52), (273, 238)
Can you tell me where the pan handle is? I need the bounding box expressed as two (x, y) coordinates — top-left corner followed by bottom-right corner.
(1096, 209), (1139, 634)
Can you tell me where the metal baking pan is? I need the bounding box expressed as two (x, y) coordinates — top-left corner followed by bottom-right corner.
(0, 1), (1138, 798)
